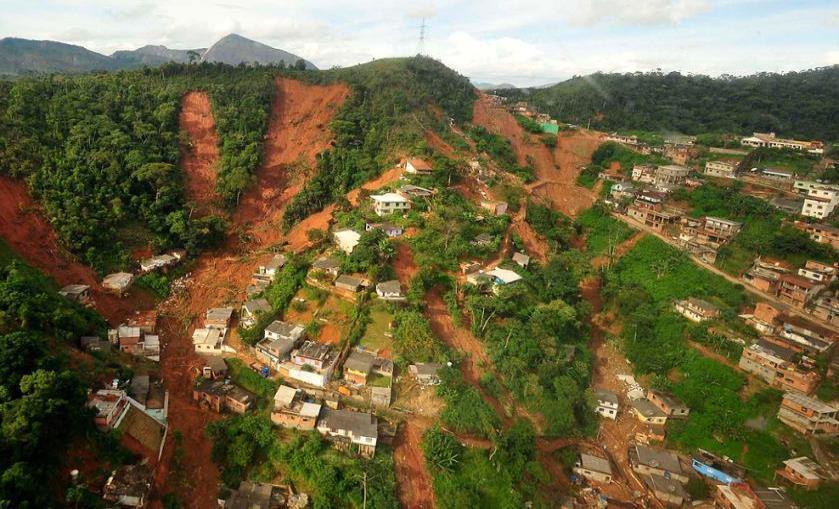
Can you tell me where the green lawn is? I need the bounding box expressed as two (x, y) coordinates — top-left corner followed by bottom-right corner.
(360, 303), (393, 353)
(575, 205), (636, 257)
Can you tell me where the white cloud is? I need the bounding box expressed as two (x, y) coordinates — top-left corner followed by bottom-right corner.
(0, 0), (835, 85)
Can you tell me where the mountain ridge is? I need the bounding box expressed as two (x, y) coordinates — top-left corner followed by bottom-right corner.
(0, 33), (316, 76)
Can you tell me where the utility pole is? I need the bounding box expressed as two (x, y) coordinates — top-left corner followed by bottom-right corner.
(361, 470), (368, 509)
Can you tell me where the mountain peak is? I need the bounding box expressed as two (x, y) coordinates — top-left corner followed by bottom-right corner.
(201, 33), (316, 69)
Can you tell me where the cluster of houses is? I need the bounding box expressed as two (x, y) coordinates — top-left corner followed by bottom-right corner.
(192, 307), (236, 356)
(742, 257), (839, 325)
(108, 310), (161, 363)
(100, 250), (186, 296)
(604, 132), (698, 164)
(740, 132), (824, 154)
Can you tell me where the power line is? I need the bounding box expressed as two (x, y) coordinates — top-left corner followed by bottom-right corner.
(417, 17), (427, 55)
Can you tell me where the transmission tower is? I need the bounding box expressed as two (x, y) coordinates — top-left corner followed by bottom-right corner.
(417, 17), (427, 55)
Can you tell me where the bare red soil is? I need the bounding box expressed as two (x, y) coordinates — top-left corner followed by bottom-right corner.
(393, 418), (436, 509)
(472, 94), (600, 217)
(233, 78), (350, 248)
(180, 92), (221, 214)
(152, 77), (353, 508)
(0, 175), (153, 325)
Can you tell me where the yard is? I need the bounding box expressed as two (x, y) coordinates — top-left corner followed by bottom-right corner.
(359, 302), (394, 356)
(284, 285), (353, 345)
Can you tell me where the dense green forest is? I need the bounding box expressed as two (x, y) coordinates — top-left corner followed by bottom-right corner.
(0, 57), (475, 271)
(0, 255), (107, 507)
(498, 66), (839, 140)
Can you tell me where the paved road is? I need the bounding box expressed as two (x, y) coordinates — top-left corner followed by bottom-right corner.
(611, 212), (839, 335)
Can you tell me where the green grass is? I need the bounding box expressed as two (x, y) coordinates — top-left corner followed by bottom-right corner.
(575, 205), (636, 257)
(225, 358), (279, 411)
(360, 303), (393, 352)
(751, 148), (819, 177)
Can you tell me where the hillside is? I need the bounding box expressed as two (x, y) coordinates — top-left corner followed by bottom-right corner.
(201, 33), (315, 69)
(500, 66), (839, 140)
(0, 37), (118, 76)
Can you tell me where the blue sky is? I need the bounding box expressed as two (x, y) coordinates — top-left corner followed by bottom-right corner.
(1, 0), (837, 86)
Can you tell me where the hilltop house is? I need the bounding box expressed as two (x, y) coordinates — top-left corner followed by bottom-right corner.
(335, 274), (365, 293)
(777, 274), (823, 309)
(410, 362), (442, 385)
(371, 193), (411, 217)
(802, 187), (839, 219)
(103, 272), (134, 294)
(654, 164), (690, 188)
(285, 341), (338, 388)
(365, 221), (403, 237)
(316, 408), (378, 457)
(674, 298), (720, 322)
(797, 260), (837, 284)
(643, 473), (688, 506)
(795, 221), (839, 249)
(253, 254), (286, 282)
(405, 158), (433, 175)
(343, 349), (394, 386)
(630, 399), (667, 425)
(205, 307), (234, 330)
(192, 328), (223, 355)
(739, 339), (820, 394)
(741, 132), (823, 153)
(777, 392), (839, 435)
(310, 256), (341, 279)
(59, 284), (91, 304)
(271, 385), (322, 431)
(375, 280), (405, 301)
(631, 164), (656, 183)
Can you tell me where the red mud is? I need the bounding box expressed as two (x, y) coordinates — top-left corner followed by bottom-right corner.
(233, 77), (350, 248)
(0, 175), (153, 325)
(472, 94), (600, 217)
(393, 418), (436, 509)
(180, 91), (221, 213)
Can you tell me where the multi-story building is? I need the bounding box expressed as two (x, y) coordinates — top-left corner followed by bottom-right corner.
(704, 159), (739, 179)
(370, 193), (411, 217)
(812, 294), (839, 325)
(631, 164), (656, 183)
(270, 385), (322, 431)
(777, 392), (839, 435)
(316, 408), (378, 458)
(797, 260), (837, 284)
(647, 390), (690, 418)
(777, 274), (823, 308)
(802, 187), (839, 219)
(738, 339), (820, 394)
(654, 164), (690, 187)
(794, 180), (839, 195)
(628, 444), (688, 483)
(594, 389), (619, 420)
(778, 316), (836, 355)
(794, 221), (839, 249)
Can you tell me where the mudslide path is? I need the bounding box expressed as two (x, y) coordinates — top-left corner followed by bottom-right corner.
(180, 91), (221, 214)
(0, 175), (153, 324)
(472, 94), (599, 217)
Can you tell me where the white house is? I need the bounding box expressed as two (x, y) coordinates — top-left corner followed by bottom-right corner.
(333, 229), (361, 254)
(375, 280), (405, 301)
(802, 188), (839, 219)
(370, 193), (411, 217)
(487, 267), (522, 285)
(705, 160), (738, 179)
(192, 328), (223, 355)
(595, 389), (619, 420)
(405, 158), (433, 175)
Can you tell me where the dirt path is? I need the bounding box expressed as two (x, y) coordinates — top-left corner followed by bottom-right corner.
(393, 418), (436, 509)
(591, 230), (645, 270)
(0, 175), (154, 325)
(180, 91), (221, 214)
(472, 94), (599, 217)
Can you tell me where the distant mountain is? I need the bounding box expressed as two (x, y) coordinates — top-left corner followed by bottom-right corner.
(112, 44), (205, 67)
(201, 34), (316, 69)
(0, 33), (316, 77)
(0, 37), (117, 76)
(472, 81), (517, 91)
